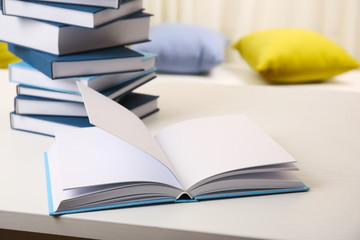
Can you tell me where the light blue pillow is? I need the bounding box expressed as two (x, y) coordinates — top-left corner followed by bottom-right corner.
(131, 23), (229, 74)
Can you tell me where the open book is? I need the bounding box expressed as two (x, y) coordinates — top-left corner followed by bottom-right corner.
(45, 84), (309, 215)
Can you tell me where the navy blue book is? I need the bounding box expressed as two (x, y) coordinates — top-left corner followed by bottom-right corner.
(2, 0), (142, 28)
(10, 92), (159, 136)
(0, 11), (151, 55)
(25, 0), (123, 9)
(8, 44), (144, 79)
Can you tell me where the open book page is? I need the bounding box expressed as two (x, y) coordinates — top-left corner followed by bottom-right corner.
(47, 144), (66, 211)
(190, 171), (304, 197)
(77, 83), (177, 175)
(155, 115), (297, 190)
(54, 127), (183, 190)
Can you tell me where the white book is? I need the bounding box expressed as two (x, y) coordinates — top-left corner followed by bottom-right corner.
(2, 0), (143, 28)
(44, 83), (309, 215)
(0, 11), (150, 55)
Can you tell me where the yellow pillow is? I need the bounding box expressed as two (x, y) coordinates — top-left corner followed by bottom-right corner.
(0, 42), (20, 69)
(233, 28), (360, 83)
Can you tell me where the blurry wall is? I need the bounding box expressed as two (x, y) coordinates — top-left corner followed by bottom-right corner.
(143, 0), (360, 63)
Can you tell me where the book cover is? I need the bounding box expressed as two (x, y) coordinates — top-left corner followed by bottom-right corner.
(11, 92), (159, 136)
(9, 57), (156, 94)
(14, 73), (156, 116)
(15, 69), (156, 102)
(21, 0), (122, 9)
(11, 113), (93, 137)
(2, 0), (142, 28)
(0, 11), (151, 55)
(8, 44), (144, 79)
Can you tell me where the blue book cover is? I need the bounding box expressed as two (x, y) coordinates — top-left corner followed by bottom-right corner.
(18, 0), (128, 12)
(15, 71), (156, 104)
(8, 44), (144, 79)
(1, 10), (150, 28)
(9, 55), (156, 94)
(0, 5), (151, 55)
(14, 81), (158, 108)
(21, 0), (122, 9)
(23, 0), (135, 11)
(12, 112), (92, 128)
(2, 0), (142, 28)
(11, 92), (159, 136)
(101, 73), (156, 99)
(15, 94), (80, 103)
(10, 112), (92, 137)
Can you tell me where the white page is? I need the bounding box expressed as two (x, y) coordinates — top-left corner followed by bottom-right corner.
(77, 83), (177, 176)
(47, 144), (65, 211)
(0, 13), (59, 54)
(55, 127), (182, 190)
(155, 115), (297, 190)
(191, 171), (304, 196)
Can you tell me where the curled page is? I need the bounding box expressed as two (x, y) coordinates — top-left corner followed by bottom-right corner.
(77, 82), (177, 177)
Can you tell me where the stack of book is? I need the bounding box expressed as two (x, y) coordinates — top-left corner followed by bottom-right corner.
(0, 0), (159, 136)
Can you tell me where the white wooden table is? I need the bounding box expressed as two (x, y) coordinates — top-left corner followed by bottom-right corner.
(1, 68), (360, 240)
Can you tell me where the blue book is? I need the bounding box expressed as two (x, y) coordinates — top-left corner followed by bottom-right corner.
(44, 88), (309, 215)
(14, 72), (156, 116)
(2, 0), (142, 28)
(0, 11), (151, 55)
(15, 69), (156, 102)
(8, 44), (144, 79)
(11, 92), (159, 137)
(9, 53), (156, 93)
(24, 0), (123, 9)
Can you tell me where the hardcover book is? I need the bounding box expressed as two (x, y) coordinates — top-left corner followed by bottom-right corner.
(8, 44), (145, 79)
(0, 11), (150, 55)
(14, 72), (156, 116)
(9, 54), (156, 94)
(24, 0), (124, 9)
(45, 83), (309, 215)
(10, 92), (159, 136)
(2, 0), (142, 28)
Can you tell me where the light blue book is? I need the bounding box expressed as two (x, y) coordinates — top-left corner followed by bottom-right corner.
(16, 69), (155, 102)
(9, 53), (156, 94)
(44, 84), (309, 215)
(2, 0), (142, 28)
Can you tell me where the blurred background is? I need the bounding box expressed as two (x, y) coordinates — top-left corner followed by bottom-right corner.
(143, 0), (360, 63)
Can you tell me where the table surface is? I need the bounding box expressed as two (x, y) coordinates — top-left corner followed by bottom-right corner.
(1, 66), (360, 240)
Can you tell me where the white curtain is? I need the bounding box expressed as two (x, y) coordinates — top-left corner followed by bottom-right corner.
(143, 0), (360, 63)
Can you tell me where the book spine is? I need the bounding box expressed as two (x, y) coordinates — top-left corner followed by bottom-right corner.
(8, 44), (54, 79)
(1, 0), (5, 13)
(13, 96), (18, 114)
